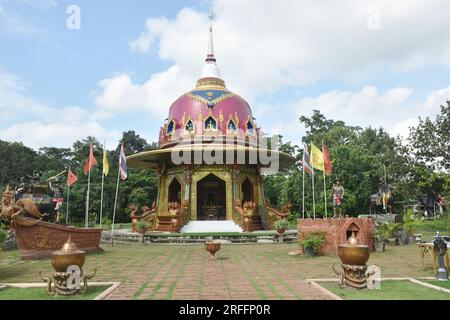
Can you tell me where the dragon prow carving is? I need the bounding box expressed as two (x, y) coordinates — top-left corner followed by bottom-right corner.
(1, 186), (46, 222)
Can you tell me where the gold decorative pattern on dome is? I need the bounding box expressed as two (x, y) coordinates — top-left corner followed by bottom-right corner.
(187, 90), (235, 106)
(195, 77), (226, 89)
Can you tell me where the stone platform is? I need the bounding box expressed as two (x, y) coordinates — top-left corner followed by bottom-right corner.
(180, 220), (243, 233)
(102, 228), (298, 244)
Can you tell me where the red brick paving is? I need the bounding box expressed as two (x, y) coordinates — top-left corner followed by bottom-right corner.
(0, 242), (435, 300)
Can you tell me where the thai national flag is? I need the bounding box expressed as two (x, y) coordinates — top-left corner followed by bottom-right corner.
(119, 144), (127, 181)
(302, 144), (313, 175)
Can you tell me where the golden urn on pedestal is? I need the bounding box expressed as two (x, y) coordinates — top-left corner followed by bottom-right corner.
(40, 236), (96, 296)
(332, 232), (373, 289)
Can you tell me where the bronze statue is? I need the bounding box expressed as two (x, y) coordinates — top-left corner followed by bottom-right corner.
(369, 177), (394, 214)
(332, 179), (345, 218)
(49, 176), (64, 222)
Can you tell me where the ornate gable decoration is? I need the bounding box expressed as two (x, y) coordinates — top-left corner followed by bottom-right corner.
(187, 89), (234, 106)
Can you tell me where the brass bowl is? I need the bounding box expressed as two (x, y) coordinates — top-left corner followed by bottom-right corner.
(205, 242), (221, 257)
(51, 237), (85, 272)
(337, 244), (369, 265)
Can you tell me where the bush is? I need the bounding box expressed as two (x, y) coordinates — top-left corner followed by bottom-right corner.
(0, 229), (6, 244)
(136, 220), (149, 232)
(301, 231), (326, 254)
(273, 219), (289, 229)
(101, 217), (112, 228)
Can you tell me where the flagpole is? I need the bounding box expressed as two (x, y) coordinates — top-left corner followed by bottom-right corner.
(85, 152), (91, 229)
(322, 141), (327, 218)
(302, 159), (305, 219)
(311, 142), (316, 220)
(111, 164), (120, 246)
(99, 140), (106, 229)
(323, 169), (327, 218)
(66, 185), (70, 225)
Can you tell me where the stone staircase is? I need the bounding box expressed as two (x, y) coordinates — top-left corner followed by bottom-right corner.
(180, 220), (243, 233)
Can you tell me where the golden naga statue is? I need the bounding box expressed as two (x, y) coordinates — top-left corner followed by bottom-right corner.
(1, 186), (46, 222)
(130, 202), (157, 232)
(265, 201), (292, 228)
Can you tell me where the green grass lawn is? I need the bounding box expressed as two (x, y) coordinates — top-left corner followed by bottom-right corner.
(423, 279), (450, 290)
(321, 280), (450, 300)
(0, 285), (110, 300)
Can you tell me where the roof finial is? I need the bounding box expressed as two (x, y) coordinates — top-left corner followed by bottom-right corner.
(200, 10), (221, 80)
(206, 10), (216, 63)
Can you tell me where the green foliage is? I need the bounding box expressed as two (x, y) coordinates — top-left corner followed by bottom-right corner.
(136, 220), (149, 232)
(273, 219), (289, 229)
(0, 132), (158, 225)
(265, 105), (450, 217)
(373, 223), (392, 242)
(301, 231), (326, 254)
(0, 228), (6, 244)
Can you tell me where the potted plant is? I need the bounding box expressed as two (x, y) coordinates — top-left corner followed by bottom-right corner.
(385, 222), (401, 246)
(136, 220), (149, 243)
(301, 231), (326, 257)
(372, 223), (389, 252)
(274, 219), (289, 235)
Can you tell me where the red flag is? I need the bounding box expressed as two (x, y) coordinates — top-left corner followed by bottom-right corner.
(67, 167), (78, 187)
(322, 142), (332, 175)
(84, 144), (98, 175)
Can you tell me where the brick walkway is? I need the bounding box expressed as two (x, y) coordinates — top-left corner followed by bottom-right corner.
(0, 242), (435, 300)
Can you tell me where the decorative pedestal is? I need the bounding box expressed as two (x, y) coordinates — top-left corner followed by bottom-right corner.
(333, 264), (372, 289)
(332, 232), (374, 289)
(41, 269), (97, 296)
(40, 236), (96, 296)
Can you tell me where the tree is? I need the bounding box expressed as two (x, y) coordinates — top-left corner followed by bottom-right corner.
(409, 101), (450, 171)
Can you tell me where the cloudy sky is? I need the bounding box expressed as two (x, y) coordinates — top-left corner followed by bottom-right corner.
(0, 0), (449, 150)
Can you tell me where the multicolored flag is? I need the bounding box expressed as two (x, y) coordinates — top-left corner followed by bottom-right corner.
(310, 143), (324, 171)
(84, 144), (98, 175)
(103, 148), (109, 177)
(66, 167), (78, 187)
(302, 144), (313, 174)
(322, 142), (332, 175)
(119, 144), (127, 180)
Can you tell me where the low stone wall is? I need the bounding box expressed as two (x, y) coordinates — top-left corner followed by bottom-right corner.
(297, 218), (375, 255)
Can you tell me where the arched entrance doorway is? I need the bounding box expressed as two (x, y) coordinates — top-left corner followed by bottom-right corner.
(197, 173), (226, 220)
(168, 177), (181, 202)
(242, 177), (254, 202)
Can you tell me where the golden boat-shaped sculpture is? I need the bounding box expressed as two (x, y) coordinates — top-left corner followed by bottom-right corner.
(13, 216), (103, 260)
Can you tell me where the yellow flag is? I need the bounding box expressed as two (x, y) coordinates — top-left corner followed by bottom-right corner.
(310, 143), (324, 171)
(103, 148), (109, 176)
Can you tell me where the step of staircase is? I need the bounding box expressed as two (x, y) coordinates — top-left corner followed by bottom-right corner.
(180, 220), (243, 233)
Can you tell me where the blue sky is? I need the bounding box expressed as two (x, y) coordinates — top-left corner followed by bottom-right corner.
(1, 0), (449, 149)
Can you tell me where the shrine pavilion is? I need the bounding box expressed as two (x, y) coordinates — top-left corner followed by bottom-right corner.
(127, 14), (295, 233)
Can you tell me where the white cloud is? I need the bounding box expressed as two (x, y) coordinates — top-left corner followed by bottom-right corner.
(129, 17), (169, 54)
(126, 0), (450, 101)
(259, 85), (449, 143)
(0, 69), (120, 149)
(0, 121), (120, 150)
(94, 65), (193, 119)
(424, 86), (450, 110)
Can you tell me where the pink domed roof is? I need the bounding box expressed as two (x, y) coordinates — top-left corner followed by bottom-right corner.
(159, 78), (260, 147)
(158, 15), (261, 147)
